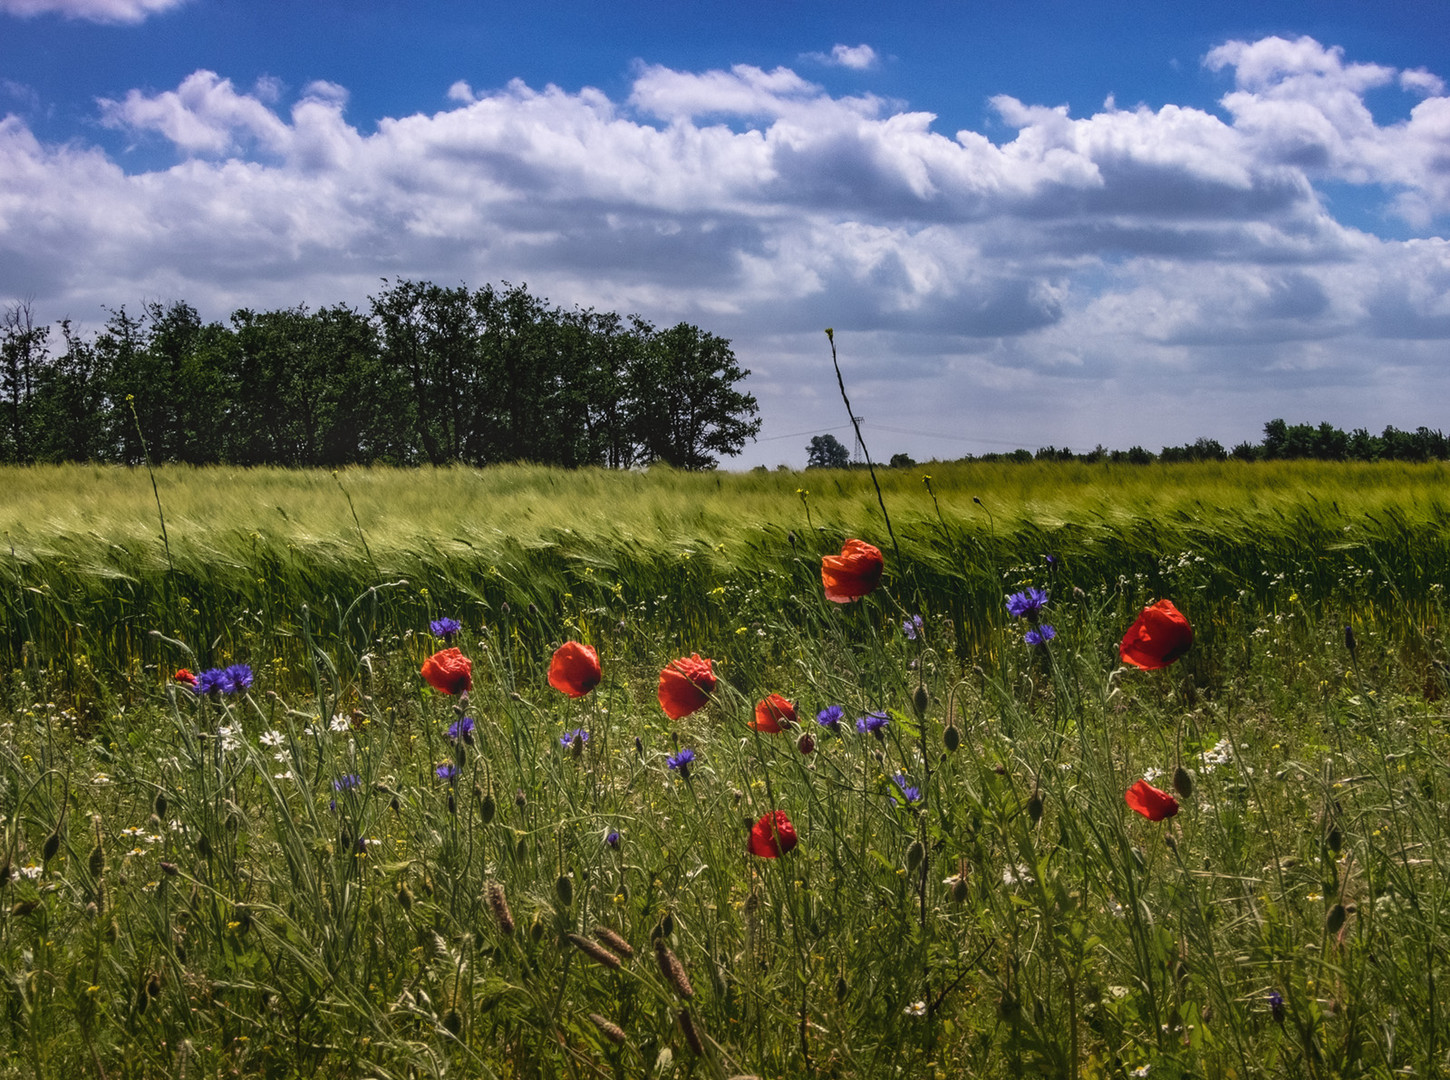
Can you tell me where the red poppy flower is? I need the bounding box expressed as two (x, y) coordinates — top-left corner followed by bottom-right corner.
(658, 654), (716, 720)
(421, 647), (473, 695)
(748, 810), (799, 858)
(821, 539), (884, 603)
(174, 668), (196, 686)
(750, 694), (797, 733)
(1125, 779), (1179, 821)
(1120, 599), (1194, 670)
(548, 641), (601, 698)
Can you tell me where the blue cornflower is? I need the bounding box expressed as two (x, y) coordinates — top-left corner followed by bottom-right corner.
(221, 664), (254, 694)
(902, 614), (924, 641)
(1006, 588), (1049, 619)
(560, 728), (590, 749)
(1024, 625), (1057, 647)
(1268, 990), (1284, 1023)
(448, 715), (475, 744)
(430, 617), (462, 640)
(891, 773), (922, 805)
(435, 763), (459, 785)
(666, 748), (696, 778)
(816, 705), (844, 731)
(605, 830), (621, 849)
(192, 668), (227, 695)
(329, 774), (360, 811)
(856, 711), (889, 736)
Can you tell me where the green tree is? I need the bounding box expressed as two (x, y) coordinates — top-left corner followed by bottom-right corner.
(1, 300), (47, 463)
(629, 322), (760, 469)
(807, 434), (851, 469)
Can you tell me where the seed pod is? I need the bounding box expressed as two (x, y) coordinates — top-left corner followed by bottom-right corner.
(796, 732), (815, 755)
(906, 840), (925, 874)
(1173, 766), (1194, 800)
(951, 876), (969, 904)
(944, 724), (961, 753)
(593, 925), (634, 960)
(154, 792), (168, 818)
(1326, 903), (1346, 935)
(567, 933), (622, 969)
(442, 1009), (461, 1036)
(913, 684), (929, 719)
(589, 1013), (627, 1044)
(654, 939), (694, 999)
(480, 792), (496, 824)
(678, 1010), (705, 1056)
(555, 874), (574, 908)
(486, 882), (515, 935)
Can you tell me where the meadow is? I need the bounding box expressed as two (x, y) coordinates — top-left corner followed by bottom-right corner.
(1, 460), (1448, 1078)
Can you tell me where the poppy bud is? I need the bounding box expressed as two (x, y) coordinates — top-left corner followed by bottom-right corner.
(480, 792), (496, 824)
(154, 793), (168, 818)
(1343, 624), (1357, 661)
(659, 912), (675, 938)
(1326, 903), (1346, 935)
(88, 842), (105, 880)
(447, 792), (456, 815)
(160, 861), (178, 877)
(442, 1009), (461, 1036)
(835, 974), (849, 1001)
(515, 789), (527, 810)
(913, 684), (929, 719)
(952, 875), (969, 904)
(197, 834), (213, 858)
(797, 732), (815, 755)
(1326, 826), (1342, 854)
(906, 840), (925, 874)
(1027, 793), (1043, 824)
(42, 830), (60, 863)
(944, 725), (960, 753)
(1173, 766), (1194, 800)
(555, 873), (574, 908)
(515, 836), (528, 862)
(147, 972), (162, 999)
(530, 915), (545, 943)
(397, 882), (414, 911)
(85, 900), (98, 920)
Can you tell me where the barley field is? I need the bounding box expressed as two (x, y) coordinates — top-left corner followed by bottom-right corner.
(0, 461), (1447, 1078)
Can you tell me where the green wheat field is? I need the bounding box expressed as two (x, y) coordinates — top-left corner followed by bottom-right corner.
(1, 460), (1448, 1079)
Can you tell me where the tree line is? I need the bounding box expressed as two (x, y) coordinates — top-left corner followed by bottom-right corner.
(807, 419), (1449, 470)
(0, 280), (761, 470)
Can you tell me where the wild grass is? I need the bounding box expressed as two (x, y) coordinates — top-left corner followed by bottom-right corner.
(0, 461), (1448, 1077)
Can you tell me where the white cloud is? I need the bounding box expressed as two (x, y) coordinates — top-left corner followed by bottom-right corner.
(0, 0), (185, 23)
(1, 35), (1448, 465)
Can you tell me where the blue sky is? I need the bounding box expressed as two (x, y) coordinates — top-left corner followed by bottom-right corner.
(2, 0), (1449, 466)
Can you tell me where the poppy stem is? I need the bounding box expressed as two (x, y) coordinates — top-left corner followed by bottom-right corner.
(824, 329), (901, 567)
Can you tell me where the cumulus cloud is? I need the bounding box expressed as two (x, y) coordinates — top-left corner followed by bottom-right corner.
(0, 0), (186, 23)
(1, 34), (1448, 463)
(803, 44), (880, 71)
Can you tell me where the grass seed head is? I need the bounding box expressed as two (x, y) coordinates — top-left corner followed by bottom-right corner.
(655, 938), (694, 999)
(589, 1013), (627, 1044)
(678, 1009), (705, 1056)
(568, 932), (622, 969)
(593, 925), (634, 959)
(487, 882), (515, 935)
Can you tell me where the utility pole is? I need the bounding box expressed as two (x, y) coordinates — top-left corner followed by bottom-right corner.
(852, 417), (865, 464)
